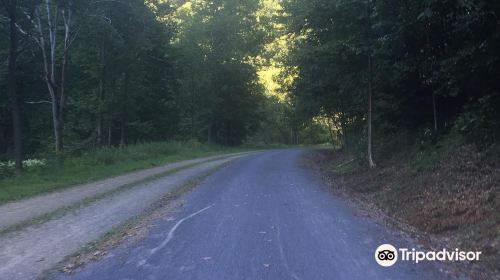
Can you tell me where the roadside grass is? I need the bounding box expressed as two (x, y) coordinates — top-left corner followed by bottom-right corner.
(0, 141), (246, 204)
(310, 135), (500, 278)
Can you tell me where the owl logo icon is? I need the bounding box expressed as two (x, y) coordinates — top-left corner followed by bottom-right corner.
(375, 244), (398, 267)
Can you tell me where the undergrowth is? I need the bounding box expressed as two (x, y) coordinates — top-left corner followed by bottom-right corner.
(314, 133), (500, 277)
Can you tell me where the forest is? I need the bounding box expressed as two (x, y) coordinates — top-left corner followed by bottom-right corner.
(2, 1), (500, 278)
(1, 0), (500, 169)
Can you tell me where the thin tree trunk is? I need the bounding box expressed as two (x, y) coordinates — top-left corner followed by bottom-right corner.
(55, 3), (72, 153)
(367, 53), (376, 168)
(97, 41), (106, 145)
(6, 0), (23, 170)
(120, 118), (126, 146)
(107, 77), (116, 146)
(207, 121), (213, 143)
(0, 122), (6, 153)
(339, 99), (348, 150)
(432, 92), (438, 132)
(53, 105), (63, 152)
(425, 23), (438, 133)
(326, 117), (336, 146)
(190, 93), (195, 140)
(34, 1), (74, 153)
(340, 120), (347, 149)
(120, 72), (128, 146)
(97, 111), (103, 146)
(35, 3), (62, 153)
(58, 12), (70, 151)
(107, 122), (112, 146)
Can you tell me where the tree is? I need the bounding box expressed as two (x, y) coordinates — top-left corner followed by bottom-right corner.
(174, 0), (265, 145)
(1, 0), (499, 165)
(2, 0), (23, 169)
(365, 0), (375, 168)
(31, 0), (76, 153)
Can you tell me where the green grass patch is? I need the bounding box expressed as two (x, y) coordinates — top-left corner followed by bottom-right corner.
(0, 141), (247, 204)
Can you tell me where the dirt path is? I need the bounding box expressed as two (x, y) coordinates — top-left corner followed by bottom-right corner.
(0, 152), (249, 232)
(0, 154), (248, 280)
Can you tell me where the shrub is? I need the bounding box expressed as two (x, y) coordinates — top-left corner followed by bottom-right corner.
(454, 94), (500, 147)
(0, 159), (47, 179)
(0, 161), (15, 179)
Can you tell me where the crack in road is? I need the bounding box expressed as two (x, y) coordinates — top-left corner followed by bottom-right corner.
(143, 204), (215, 264)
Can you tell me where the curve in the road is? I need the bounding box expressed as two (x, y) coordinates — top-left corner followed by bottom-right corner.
(57, 149), (458, 280)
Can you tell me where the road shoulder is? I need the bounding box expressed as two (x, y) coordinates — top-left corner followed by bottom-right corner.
(0, 152), (250, 234)
(0, 155), (245, 280)
(302, 149), (497, 280)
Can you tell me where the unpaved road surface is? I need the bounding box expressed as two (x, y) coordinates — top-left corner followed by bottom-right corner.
(56, 149), (459, 280)
(0, 155), (246, 280)
(0, 152), (248, 232)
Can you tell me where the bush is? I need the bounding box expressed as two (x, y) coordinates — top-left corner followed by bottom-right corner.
(454, 94), (500, 147)
(0, 159), (47, 179)
(0, 161), (15, 178)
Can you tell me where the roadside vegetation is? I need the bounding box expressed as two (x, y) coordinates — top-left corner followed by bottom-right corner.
(280, 0), (499, 277)
(311, 133), (500, 277)
(0, 141), (244, 203)
(1, 0), (321, 202)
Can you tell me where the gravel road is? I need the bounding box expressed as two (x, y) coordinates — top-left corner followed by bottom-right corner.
(0, 152), (248, 232)
(0, 154), (246, 280)
(56, 149), (460, 280)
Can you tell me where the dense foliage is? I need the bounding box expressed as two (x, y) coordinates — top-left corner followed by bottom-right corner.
(2, 0), (500, 168)
(0, 0), (275, 168)
(282, 0), (500, 164)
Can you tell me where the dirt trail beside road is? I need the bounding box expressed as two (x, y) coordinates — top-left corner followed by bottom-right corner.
(0, 152), (249, 232)
(0, 154), (247, 280)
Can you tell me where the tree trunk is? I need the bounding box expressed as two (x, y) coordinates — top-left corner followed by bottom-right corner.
(340, 122), (347, 148)
(207, 121), (213, 143)
(34, 1), (74, 154)
(97, 41), (106, 146)
(107, 78), (116, 146)
(0, 122), (6, 154)
(432, 92), (438, 132)
(367, 53), (376, 168)
(120, 72), (128, 146)
(339, 100), (348, 150)
(107, 123), (112, 146)
(50, 92), (63, 153)
(7, 0), (23, 170)
(55, 3), (72, 153)
(97, 112), (103, 146)
(120, 117), (126, 146)
(326, 118), (336, 146)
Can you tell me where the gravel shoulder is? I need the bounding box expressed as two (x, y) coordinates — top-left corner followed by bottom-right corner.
(0, 152), (249, 233)
(0, 154), (248, 280)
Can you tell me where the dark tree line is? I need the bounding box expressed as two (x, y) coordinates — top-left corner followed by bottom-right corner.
(282, 0), (500, 165)
(2, 0), (500, 169)
(1, 0), (269, 169)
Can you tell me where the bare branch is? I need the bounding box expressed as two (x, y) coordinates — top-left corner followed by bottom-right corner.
(26, 100), (52, 104)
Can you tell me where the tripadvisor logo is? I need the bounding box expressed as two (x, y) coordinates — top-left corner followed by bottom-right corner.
(375, 244), (481, 267)
(375, 244), (398, 267)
